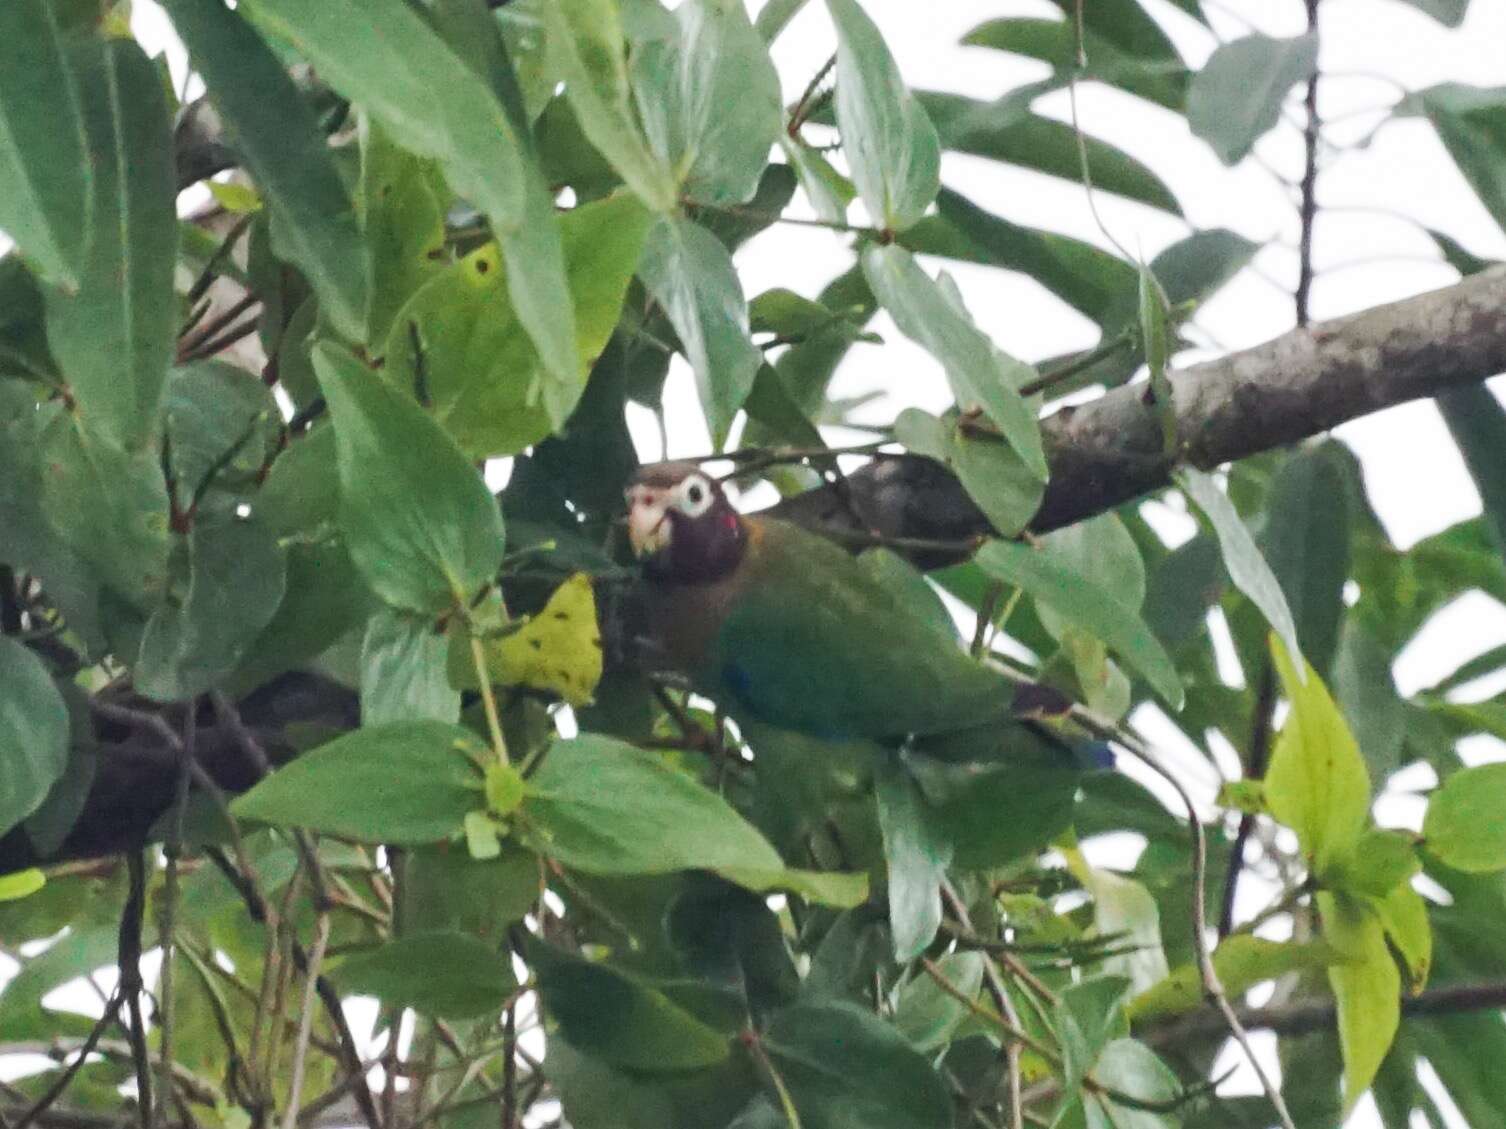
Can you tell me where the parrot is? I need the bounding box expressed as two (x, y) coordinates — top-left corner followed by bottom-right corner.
(624, 461), (1027, 741)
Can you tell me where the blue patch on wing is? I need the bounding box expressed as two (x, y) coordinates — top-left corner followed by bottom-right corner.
(720, 662), (851, 740)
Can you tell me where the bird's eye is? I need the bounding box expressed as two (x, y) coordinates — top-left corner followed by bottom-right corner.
(679, 476), (713, 516)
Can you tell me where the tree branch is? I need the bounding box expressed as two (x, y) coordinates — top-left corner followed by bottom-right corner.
(768, 268), (1506, 548)
(1142, 979), (1506, 1047)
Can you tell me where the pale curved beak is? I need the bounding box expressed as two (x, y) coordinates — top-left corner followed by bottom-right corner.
(627, 493), (672, 558)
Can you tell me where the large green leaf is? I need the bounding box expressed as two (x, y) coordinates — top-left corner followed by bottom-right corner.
(135, 508), (288, 702)
(38, 407), (169, 610)
(874, 760), (950, 961)
(330, 931), (514, 1019)
(762, 1001), (954, 1129)
(0, 0), (93, 290)
(359, 606), (459, 726)
(893, 408), (1042, 538)
(1320, 890), (1400, 1114)
(382, 193), (653, 458)
(636, 216), (761, 448)
(1424, 763), (1506, 872)
(359, 120), (448, 348)
(1411, 85), (1506, 235)
(1437, 384), (1506, 555)
(892, 950), (983, 1052)
(532, 943), (730, 1071)
(1129, 935), (1335, 1021)
(543, 0), (678, 211)
(313, 342), (505, 613)
(826, 0), (940, 231)
(0, 638), (69, 840)
(862, 244), (1046, 478)
(1264, 638), (1371, 878)
(43, 38), (177, 451)
(630, 0), (781, 205)
(1332, 622), (1406, 779)
(976, 539), (1183, 708)
(919, 93), (1181, 215)
(162, 0), (370, 342)
(524, 735), (784, 879)
(1262, 445), (1353, 676)
(1177, 466), (1304, 669)
(1188, 33), (1318, 165)
(240, 0), (579, 400)
(162, 362), (281, 501)
(232, 720), (485, 844)
(961, 17), (1189, 110)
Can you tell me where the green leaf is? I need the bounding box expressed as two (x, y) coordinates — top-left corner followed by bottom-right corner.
(826, 0), (940, 231)
(1129, 935), (1336, 1021)
(901, 188), (1138, 328)
(359, 119), (448, 348)
(1057, 975), (1131, 1094)
(0, 638), (70, 839)
(1376, 882), (1431, 992)
(1424, 762), (1506, 872)
(543, 0), (678, 212)
(43, 38), (177, 451)
(382, 193), (653, 458)
(135, 508), (288, 702)
(874, 759), (951, 961)
(721, 866), (870, 909)
(779, 135), (855, 225)
(961, 18), (1189, 110)
(38, 407), (170, 610)
(862, 244), (1046, 479)
(1083, 1040), (1182, 1129)
(1333, 624), (1405, 781)
(629, 0), (782, 205)
(1437, 385), (1506, 556)
(331, 931), (513, 1019)
(1264, 636), (1371, 877)
(0, 0), (93, 289)
(524, 734), (784, 880)
(162, 0), (370, 343)
(359, 607), (459, 726)
(232, 720), (485, 844)
(1397, 0), (1468, 24)
(1262, 445), (1354, 676)
(1188, 33), (1318, 165)
(976, 539), (1183, 708)
(762, 1001), (954, 1129)
(1177, 466), (1304, 669)
(532, 944), (730, 1071)
(162, 362), (281, 501)
(1410, 85), (1506, 235)
(240, 0), (579, 398)
(919, 93), (1182, 215)
(893, 950), (983, 1052)
(1319, 889), (1400, 1113)
(313, 342), (504, 613)
(0, 869), (45, 902)
(636, 216), (761, 448)
(1076, 866), (1169, 995)
(1330, 829), (1420, 898)
(894, 408), (1043, 539)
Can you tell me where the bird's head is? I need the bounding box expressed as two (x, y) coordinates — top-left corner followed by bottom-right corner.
(625, 462), (746, 582)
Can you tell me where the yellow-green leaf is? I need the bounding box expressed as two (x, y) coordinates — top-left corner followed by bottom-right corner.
(0, 869), (45, 902)
(1376, 882), (1431, 993)
(1264, 635), (1371, 877)
(1423, 761), (1506, 872)
(1128, 935), (1336, 1022)
(462, 573), (603, 707)
(1319, 890), (1399, 1114)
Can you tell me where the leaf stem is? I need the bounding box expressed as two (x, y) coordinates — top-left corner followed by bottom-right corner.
(470, 632), (510, 766)
(744, 1032), (803, 1129)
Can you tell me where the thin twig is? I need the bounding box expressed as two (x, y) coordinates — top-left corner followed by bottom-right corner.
(940, 881), (1023, 1129)
(1218, 662), (1277, 936)
(1112, 733), (1298, 1129)
(180, 316), (261, 363)
(10, 992), (126, 1129)
(1018, 331), (1135, 398)
(177, 292), (257, 353)
(1294, 0), (1322, 328)
(152, 706), (197, 1129)
(787, 52), (836, 136)
(120, 854), (154, 1129)
(281, 913), (331, 1129)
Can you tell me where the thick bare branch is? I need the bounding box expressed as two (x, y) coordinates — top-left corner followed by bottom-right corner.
(769, 268), (1506, 545)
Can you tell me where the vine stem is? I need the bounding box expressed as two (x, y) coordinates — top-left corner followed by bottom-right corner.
(744, 1033), (803, 1128)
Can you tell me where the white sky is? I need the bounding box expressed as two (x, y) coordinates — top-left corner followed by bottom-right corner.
(6, 2), (1506, 1125)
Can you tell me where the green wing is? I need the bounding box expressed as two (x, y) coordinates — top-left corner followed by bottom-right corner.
(707, 522), (1010, 739)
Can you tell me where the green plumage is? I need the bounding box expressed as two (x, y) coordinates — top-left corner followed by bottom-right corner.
(639, 515), (1014, 740)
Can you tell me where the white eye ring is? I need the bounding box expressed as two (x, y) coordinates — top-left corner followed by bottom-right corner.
(677, 475), (714, 517)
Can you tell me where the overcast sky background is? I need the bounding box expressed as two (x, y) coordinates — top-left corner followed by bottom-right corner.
(4, 1), (1506, 1124)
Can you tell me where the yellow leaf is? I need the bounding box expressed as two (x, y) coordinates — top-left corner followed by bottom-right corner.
(0, 869), (44, 901)
(207, 180), (263, 214)
(469, 574), (603, 706)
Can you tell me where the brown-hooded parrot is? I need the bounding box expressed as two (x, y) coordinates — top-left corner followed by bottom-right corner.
(625, 462), (1022, 741)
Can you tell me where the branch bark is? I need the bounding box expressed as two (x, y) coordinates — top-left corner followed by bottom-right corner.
(1142, 979), (1506, 1047)
(768, 267), (1506, 545)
